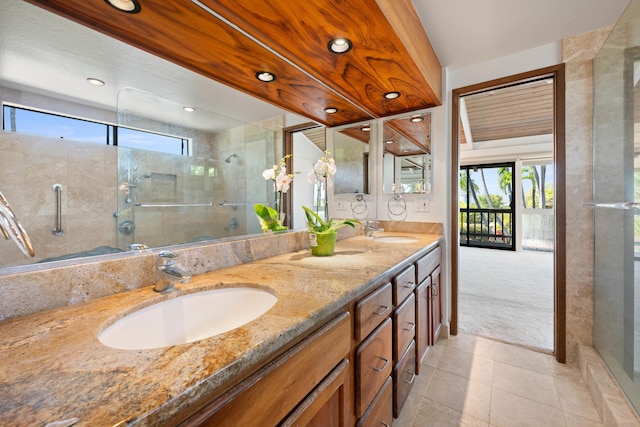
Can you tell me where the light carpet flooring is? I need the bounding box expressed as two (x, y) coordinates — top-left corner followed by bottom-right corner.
(458, 246), (554, 351)
(395, 333), (604, 427)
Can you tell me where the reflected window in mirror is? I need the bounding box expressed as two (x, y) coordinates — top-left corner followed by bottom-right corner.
(333, 123), (371, 194)
(2, 104), (189, 155)
(382, 113), (432, 194)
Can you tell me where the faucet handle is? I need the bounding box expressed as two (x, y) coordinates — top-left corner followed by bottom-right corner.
(157, 250), (179, 265)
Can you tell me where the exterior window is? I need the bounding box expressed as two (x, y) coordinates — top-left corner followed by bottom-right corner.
(2, 104), (188, 155)
(117, 127), (187, 155)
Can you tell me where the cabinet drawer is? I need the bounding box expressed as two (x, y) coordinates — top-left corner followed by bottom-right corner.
(356, 318), (392, 418)
(393, 293), (416, 361)
(356, 376), (392, 427)
(393, 265), (416, 305)
(356, 282), (392, 342)
(393, 340), (417, 418)
(416, 245), (441, 283)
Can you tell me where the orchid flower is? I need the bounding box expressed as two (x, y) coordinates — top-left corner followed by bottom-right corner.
(256, 154), (298, 232)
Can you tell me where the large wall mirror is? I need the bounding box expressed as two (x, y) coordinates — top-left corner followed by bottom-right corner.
(382, 113), (432, 194)
(0, 0), (292, 270)
(333, 123), (372, 195)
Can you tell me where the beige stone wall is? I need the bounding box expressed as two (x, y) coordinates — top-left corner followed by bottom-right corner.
(562, 27), (613, 361)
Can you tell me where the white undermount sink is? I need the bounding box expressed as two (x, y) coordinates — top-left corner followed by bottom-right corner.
(374, 235), (419, 243)
(98, 286), (278, 350)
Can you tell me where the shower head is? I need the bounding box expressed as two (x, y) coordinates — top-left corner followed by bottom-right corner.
(132, 173), (152, 185)
(224, 153), (237, 163)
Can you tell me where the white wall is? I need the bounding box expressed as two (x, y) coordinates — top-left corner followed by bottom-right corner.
(292, 132), (323, 229)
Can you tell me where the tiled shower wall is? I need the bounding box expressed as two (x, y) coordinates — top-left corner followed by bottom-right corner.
(562, 27), (613, 361)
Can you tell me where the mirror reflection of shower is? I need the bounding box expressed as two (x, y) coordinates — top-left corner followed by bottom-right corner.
(224, 153), (237, 163)
(125, 173), (152, 204)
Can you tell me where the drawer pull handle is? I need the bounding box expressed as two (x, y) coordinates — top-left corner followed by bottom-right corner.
(372, 357), (390, 372)
(429, 284), (437, 300)
(403, 281), (415, 289)
(404, 371), (416, 384)
(373, 305), (390, 316)
(404, 322), (416, 332)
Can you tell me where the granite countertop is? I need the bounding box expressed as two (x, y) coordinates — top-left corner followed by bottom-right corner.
(0, 233), (442, 426)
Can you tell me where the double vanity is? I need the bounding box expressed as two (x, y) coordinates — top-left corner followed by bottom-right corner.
(0, 230), (442, 426)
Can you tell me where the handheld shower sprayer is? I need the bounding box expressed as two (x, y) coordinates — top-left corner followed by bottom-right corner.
(224, 153), (237, 163)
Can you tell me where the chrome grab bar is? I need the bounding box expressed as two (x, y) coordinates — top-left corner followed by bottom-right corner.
(52, 184), (63, 236)
(134, 202), (213, 207)
(0, 190), (35, 257)
(219, 200), (270, 206)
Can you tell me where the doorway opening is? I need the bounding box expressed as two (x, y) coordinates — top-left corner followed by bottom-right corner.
(451, 65), (566, 360)
(283, 123), (325, 229)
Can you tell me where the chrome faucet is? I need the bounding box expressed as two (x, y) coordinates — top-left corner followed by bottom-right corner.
(155, 251), (190, 292)
(364, 220), (384, 237)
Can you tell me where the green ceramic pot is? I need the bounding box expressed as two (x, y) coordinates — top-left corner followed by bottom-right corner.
(309, 231), (337, 256)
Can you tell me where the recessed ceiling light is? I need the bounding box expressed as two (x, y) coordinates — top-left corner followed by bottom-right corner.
(361, 126), (370, 132)
(86, 78), (105, 86)
(384, 140), (394, 144)
(104, 0), (141, 13)
(183, 106), (195, 112)
(324, 107), (338, 114)
(384, 91), (400, 100)
(410, 116), (424, 123)
(402, 149), (410, 153)
(256, 71), (276, 82)
(328, 38), (353, 54)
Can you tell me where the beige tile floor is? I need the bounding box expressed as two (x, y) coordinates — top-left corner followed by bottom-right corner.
(395, 334), (603, 427)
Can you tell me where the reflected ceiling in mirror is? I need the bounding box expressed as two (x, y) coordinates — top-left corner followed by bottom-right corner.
(382, 113), (432, 194)
(383, 113), (431, 156)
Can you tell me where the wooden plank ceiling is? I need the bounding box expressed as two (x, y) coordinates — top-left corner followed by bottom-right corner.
(459, 78), (554, 144)
(25, 0), (442, 128)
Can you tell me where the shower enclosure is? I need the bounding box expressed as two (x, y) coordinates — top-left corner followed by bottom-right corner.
(593, 0), (640, 412)
(114, 88), (278, 250)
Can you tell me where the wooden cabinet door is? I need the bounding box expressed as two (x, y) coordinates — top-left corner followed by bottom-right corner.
(281, 359), (350, 427)
(430, 267), (442, 345)
(356, 318), (392, 418)
(415, 277), (431, 374)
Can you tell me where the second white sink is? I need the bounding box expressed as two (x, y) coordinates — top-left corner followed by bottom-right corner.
(99, 286), (278, 350)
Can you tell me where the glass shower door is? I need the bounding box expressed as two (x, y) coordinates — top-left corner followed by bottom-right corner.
(593, 2), (640, 411)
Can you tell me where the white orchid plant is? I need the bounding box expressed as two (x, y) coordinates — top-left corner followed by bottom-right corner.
(307, 150), (336, 220)
(254, 154), (297, 232)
